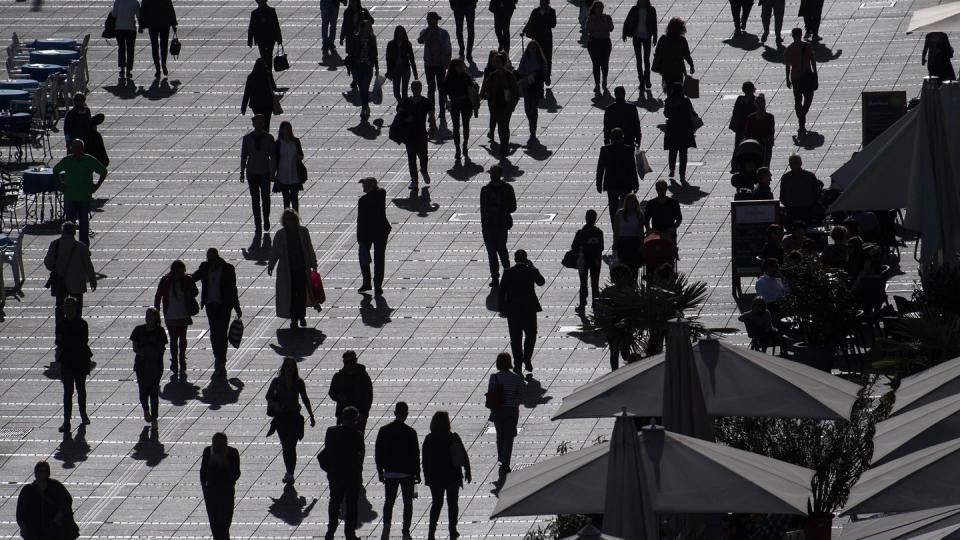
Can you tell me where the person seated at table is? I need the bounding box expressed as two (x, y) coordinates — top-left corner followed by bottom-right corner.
(820, 225), (848, 269)
(779, 154), (823, 223)
(800, 238), (818, 259)
(851, 258), (887, 316)
(755, 257), (787, 304)
(63, 93), (91, 150)
(846, 236), (866, 279)
(781, 220), (807, 253)
(53, 139), (108, 247)
(760, 223), (784, 265)
(751, 166), (773, 199)
(738, 297), (779, 350)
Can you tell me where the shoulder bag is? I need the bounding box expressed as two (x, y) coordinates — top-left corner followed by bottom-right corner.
(561, 249), (580, 269)
(102, 12), (117, 39)
(484, 373), (505, 409)
(273, 43), (289, 72)
(169, 28), (181, 58)
(228, 318), (244, 348)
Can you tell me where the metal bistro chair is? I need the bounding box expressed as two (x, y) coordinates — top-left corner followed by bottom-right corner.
(0, 227), (24, 297)
(0, 164), (21, 229)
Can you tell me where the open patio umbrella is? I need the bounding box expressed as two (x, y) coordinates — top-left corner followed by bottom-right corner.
(561, 524), (624, 540)
(908, 2), (960, 34)
(893, 356), (960, 415)
(491, 426), (814, 519)
(663, 319), (714, 440)
(840, 504), (960, 540)
(872, 394), (960, 465)
(602, 414), (658, 540)
(843, 439), (960, 515)
(552, 339), (859, 421)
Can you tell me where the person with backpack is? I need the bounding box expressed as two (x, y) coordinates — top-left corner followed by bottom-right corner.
(154, 259), (199, 375)
(328, 350), (374, 432)
(487, 352), (524, 475)
(130, 307), (168, 431)
(480, 165), (517, 288)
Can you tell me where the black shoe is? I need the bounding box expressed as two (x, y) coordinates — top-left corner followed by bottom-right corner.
(59, 421), (70, 433)
(358, 284), (372, 293)
(290, 319), (298, 329)
(524, 361), (533, 372)
(162, 65), (168, 76)
(575, 305), (586, 315)
(761, 30), (769, 42)
(80, 413), (90, 425)
(490, 276), (499, 288)
(170, 362), (179, 375)
(154, 69), (161, 78)
(299, 318), (307, 327)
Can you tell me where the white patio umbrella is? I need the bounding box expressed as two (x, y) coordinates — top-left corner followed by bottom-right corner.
(552, 339), (859, 421)
(908, 2), (960, 34)
(872, 394), (960, 465)
(561, 524), (624, 540)
(491, 427), (814, 519)
(893, 356), (960, 416)
(840, 504), (960, 540)
(843, 439), (960, 515)
(602, 414), (658, 540)
(663, 319), (713, 440)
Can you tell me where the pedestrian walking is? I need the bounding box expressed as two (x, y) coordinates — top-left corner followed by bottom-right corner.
(480, 165), (516, 288)
(321, 406), (364, 540)
(778, 154), (823, 224)
(498, 250), (545, 373)
(449, 0), (477, 61)
(490, 0), (518, 53)
(599, 264), (638, 369)
(266, 357), (316, 484)
(743, 93), (775, 166)
(130, 307), (167, 431)
(375, 401), (421, 539)
(240, 114), (277, 232)
(357, 177), (392, 296)
(85, 115), (110, 168)
(596, 127), (640, 238)
(487, 352), (524, 474)
(729, 0), (754, 36)
(923, 32), (956, 82)
(346, 20), (378, 120)
(241, 60), (278, 130)
(43, 221), (96, 332)
(422, 411), (471, 540)
(623, 0), (658, 91)
(418, 12), (452, 126)
(517, 39), (547, 140)
(200, 432), (241, 540)
(339, 0), (373, 50)
(644, 179), (683, 239)
(663, 82), (697, 184)
(799, 0), (824, 41)
(480, 52), (520, 157)
(320, 0), (344, 54)
(443, 58), (478, 161)
(784, 27), (817, 135)
(521, 0), (557, 85)
(154, 259), (199, 375)
(53, 140), (108, 247)
(386, 26), (419, 103)
(586, 1), (614, 94)
(63, 93), (91, 150)
(397, 81), (434, 188)
(603, 87), (641, 146)
(16, 462), (78, 540)
(760, 0), (786, 45)
(138, 0), (177, 78)
(328, 350), (373, 431)
(728, 81), (756, 170)
(56, 297), (92, 433)
(268, 209), (318, 328)
(572, 209), (604, 314)
(652, 17), (694, 91)
(248, 0), (283, 69)
(192, 248), (242, 378)
(273, 121), (306, 211)
(615, 194), (645, 281)
(112, 0), (140, 79)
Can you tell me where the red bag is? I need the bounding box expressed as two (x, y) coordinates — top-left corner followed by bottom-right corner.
(309, 270), (326, 306)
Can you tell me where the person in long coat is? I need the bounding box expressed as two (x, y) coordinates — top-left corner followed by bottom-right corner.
(268, 208), (318, 328)
(663, 81), (697, 185)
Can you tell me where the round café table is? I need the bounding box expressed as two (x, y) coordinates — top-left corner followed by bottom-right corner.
(22, 167), (56, 193)
(0, 113), (32, 130)
(20, 63), (64, 82)
(32, 38), (78, 50)
(0, 79), (40, 91)
(0, 90), (29, 110)
(29, 49), (79, 66)
(22, 167), (61, 222)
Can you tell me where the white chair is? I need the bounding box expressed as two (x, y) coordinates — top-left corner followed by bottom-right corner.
(0, 228), (24, 297)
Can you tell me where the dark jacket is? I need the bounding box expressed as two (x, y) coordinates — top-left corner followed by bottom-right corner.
(192, 260), (240, 311)
(479, 180), (517, 230)
(200, 446), (241, 489)
(522, 6), (557, 44)
(346, 33), (378, 70)
(154, 273), (199, 318)
(139, 0), (177, 31)
(57, 317), (92, 374)
(622, 4), (658, 40)
(248, 4), (282, 46)
(573, 225), (604, 262)
(357, 188), (392, 243)
(63, 107), (91, 146)
(498, 262), (546, 316)
(85, 128), (109, 168)
(386, 38), (418, 79)
(449, 0), (477, 11)
(489, 0), (517, 14)
(603, 100), (642, 146)
(480, 68), (520, 112)
(422, 431), (470, 487)
(328, 363), (374, 416)
(663, 95), (696, 150)
(644, 195), (683, 231)
(241, 66), (277, 115)
(16, 480), (77, 540)
(323, 424), (365, 481)
(728, 94), (756, 133)
(596, 142), (639, 194)
(130, 323), (167, 387)
(375, 420), (420, 476)
(340, 6), (373, 42)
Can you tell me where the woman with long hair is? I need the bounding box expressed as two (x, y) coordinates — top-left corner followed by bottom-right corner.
(274, 121), (305, 211)
(422, 410), (471, 539)
(663, 81), (697, 184)
(386, 25), (419, 103)
(265, 357), (316, 484)
(652, 17), (694, 91)
(443, 58), (478, 161)
(153, 259), (198, 375)
(517, 39), (547, 140)
(585, 1), (614, 94)
(240, 57), (278, 130)
(615, 193), (646, 281)
(268, 209), (318, 328)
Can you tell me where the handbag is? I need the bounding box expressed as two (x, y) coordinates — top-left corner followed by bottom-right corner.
(272, 94), (283, 115)
(468, 81), (481, 111)
(169, 29), (181, 58)
(296, 161), (308, 184)
(561, 250), (580, 269)
(484, 374), (505, 409)
(388, 112), (408, 144)
(228, 318), (244, 348)
(690, 110), (704, 132)
(797, 70), (819, 93)
(317, 446), (331, 472)
(187, 295), (200, 316)
(683, 74), (700, 99)
(273, 44), (289, 72)
(102, 12), (117, 39)
(309, 269), (326, 305)
(636, 149), (653, 177)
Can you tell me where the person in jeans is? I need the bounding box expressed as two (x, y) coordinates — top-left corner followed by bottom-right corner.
(240, 114), (277, 232)
(320, 0), (344, 54)
(784, 27), (817, 135)
(346, 19), (378, 120)
(154, 259), (199, 375)
(517, 40), (547, 140)
(450, 0), (477, 61)
(43, 221), (97, 333)
(130, 307), (167, 431)
(480, 52), (520, 158)
(386, 26), (419, 103)
(328, 350), (373, 431)
(266, 357), (316, 484)
(760, 0), (786, 45)
(248, 0), (283, 69)
(112, 0), (140, 79)
(200, 433), (241, 540)
(53, 139), (108, 247)
(192, 248), (242, 378)
(138, 0), (177, 77)
(273, 121), (305, 211)
(397, 81), (435, 189)
(729, 0), (754, 36)
(572, 210), (604, 314)
(241, 58), (278, 130)
(623, 0), (658, 91)
(490, 0), (518, 53)
(498, 250), (546, 373)
(488, 353), (524, 475)
(800, 0), (824, 40)
(480, 165), (516, 288)
(521, 0), (557, 85)
(443, 58), (478, 161)
(418, 12), (452, 127)
(375, 402), (421, 539)
(56, 297), (92, 433)
(356, 177), (392, 296)
(322, 406), (364, 540)
(422, 411), (471, 540)
(586, 1), (614, 94)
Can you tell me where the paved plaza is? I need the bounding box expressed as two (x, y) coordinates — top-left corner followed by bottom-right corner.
(0, 0), (925, 536)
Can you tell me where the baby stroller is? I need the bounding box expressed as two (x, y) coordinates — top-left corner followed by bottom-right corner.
(731, 139), (763, 199)
(641, 230), (679, 281)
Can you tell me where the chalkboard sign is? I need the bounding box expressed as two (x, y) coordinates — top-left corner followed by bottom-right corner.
(862, 91), (907, 145)
(731, 200), (780, 295)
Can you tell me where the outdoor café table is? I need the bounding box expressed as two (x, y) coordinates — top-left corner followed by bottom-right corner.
(29, 49), (79, 66)
(20, 64), (64, 82)
(0, 79), (40, 91)
(0, 112), (32, 130)
(0, 90), (29, 110)
(22, 167), (61, 222)
(32, 38), (78, 50)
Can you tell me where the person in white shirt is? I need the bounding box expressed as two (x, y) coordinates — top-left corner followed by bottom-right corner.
(112, 0), (141, 79)
(755, 257), (788, 304)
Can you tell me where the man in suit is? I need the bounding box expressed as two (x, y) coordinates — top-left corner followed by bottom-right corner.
(248, 0), (283, 69)
(357, 177), (392, 296)
(603, 87), (641, 146)
(200, 432), (241, 540)
(596, 127), (640, 239)
(322, 406), (365, 540)
(498, 250), (545, 373)
(480, 165), (517, 288)
(375, 402), (420, 539)
(193, 248), (242, 378)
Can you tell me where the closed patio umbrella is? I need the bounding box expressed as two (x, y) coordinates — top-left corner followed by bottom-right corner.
(603, 414), (658, 540)
(663, 319), (713, 440)
(872, 394), (960, 465)
(840, 504), (960, 540)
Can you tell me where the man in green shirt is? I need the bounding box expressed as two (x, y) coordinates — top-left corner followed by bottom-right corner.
(53, 139), (108, 246)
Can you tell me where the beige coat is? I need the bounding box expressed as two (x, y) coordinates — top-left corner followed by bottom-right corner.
(43, 236), (96, 295)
